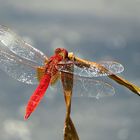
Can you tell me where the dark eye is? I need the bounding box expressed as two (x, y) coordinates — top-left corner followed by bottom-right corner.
(55, 48), (61, 54)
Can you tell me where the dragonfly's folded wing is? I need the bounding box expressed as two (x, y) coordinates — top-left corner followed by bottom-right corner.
(57, 60), (124, 77)
(60, 74), (115, 99)
(0, 50), (40, 84)
(72, 76), (115, 99)
(98, 61), (124, 75)
(0, 25), (48, 65)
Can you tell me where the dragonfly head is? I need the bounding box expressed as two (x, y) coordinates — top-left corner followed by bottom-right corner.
(55, 48), (68, 59)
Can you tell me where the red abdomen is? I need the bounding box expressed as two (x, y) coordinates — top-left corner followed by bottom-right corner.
(25, 74), (51, 120)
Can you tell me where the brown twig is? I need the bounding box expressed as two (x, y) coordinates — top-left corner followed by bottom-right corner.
(61, 66), (79, 140)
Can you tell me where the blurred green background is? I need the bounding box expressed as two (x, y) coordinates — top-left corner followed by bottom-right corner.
(0, 0), (140, 140)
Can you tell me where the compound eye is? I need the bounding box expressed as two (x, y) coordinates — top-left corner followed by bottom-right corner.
(55, 48), (62, 54)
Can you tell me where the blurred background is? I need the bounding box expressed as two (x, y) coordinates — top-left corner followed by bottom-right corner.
(0, 0), (140, 140)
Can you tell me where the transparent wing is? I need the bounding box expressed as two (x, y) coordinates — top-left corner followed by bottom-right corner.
(57, 60), (124, 77)
(0, 25), (48, 65)
(61, 74), (115, 99)
(0, 50), (39, 84)
(99, 61), (124, 75)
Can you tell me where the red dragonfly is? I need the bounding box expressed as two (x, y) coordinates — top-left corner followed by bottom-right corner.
(0, 25), (139, 120)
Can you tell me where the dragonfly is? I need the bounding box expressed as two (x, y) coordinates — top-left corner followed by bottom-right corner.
(0, 25), (140, 121)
